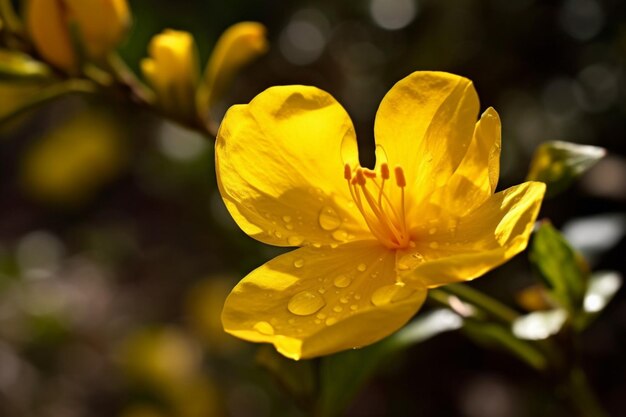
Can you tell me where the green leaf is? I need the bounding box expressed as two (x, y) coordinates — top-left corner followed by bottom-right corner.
(527, 140), (605, 197)
(256, 345), (316, 409)
(317, 309), (462, 417)
(530, 221), (589, 314)
(0, 49), (52, 81)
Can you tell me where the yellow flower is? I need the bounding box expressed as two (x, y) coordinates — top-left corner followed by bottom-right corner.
(26, 0), (130, 72)
(142, 22), (267, 127)
(216, 71), (546, 360)
(141, 29), (199, 119)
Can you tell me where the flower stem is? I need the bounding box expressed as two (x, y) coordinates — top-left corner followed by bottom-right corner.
(0, 79), (99, 125)
(565, 367), (609, 417)
(439, 283), (520, 323)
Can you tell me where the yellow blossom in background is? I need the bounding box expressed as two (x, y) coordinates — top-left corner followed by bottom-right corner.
(26, 0), (130, 72)
(141, 22), (267, 129)
(196, 22), (268, 117)
(20, 108), (128, 206)
(141, 29), (200, 120)
(216, 71), (546, 360)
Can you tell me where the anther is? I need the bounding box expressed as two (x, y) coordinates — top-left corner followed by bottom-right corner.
(394, 167), (406, 187)
(355, 169), (366, 185)
(344, 163), (352, 180)
(363, 169), (377, 179)
(380, 163), (390, 180)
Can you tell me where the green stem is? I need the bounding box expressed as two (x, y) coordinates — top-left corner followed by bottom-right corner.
(440, 283), (520, 323)
(566, 367), (609, 417)
(0, 79), (99, 124)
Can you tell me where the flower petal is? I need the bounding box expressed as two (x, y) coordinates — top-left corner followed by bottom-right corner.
(222, 241), (427, 359)
(216, 86), (370, 247)
(401, 182), (546, 288)
(417, 107), (502, 225)
(374, 71), (480, 206)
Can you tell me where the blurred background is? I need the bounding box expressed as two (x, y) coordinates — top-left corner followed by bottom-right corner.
(1, 0), (625, 416)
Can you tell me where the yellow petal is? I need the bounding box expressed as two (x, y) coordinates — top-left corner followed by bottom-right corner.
(401, 181), (546, 288)
(216, 86), (370, 247)
(27, 0), (76, 71)
(64, 0), (130, 58)
(222, 241), (427, 359)
(197, 22), (268, 115)
(419, 107), (502, 223)
(374, 71), (480, 207)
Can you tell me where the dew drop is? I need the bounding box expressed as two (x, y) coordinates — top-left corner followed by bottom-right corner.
(370, 283), (415, 307)
(339, 297), (349, 304)
(350, 304), (358, 311)
(397, 263), (409, 271)
(357, 263), (367, 272)
(282, 215), (292, 223)
(333, 305), (343, 313)
(330, 243), (339, 249)
(318, 206), (342, 231)
(275, 231), (283, 238)
(288, 235), (304, 246)
(318, 288), (326, 294)
(429, 242), (439, 249)
(332, 229), (349, 241)
(253, 321), (275, 335)
(325, 317), (338, 326)
(333, 274), (352, 288)
(354, 294), (362, 300)
(316, 312), (327, 319)
(312, 242), (322, 248)
(428, 227), (437, 235)
(288, 291), (325, 316)
(288, 318), (296, 325)
(294, 259), (305, 268)
(285, 224), (294, 230)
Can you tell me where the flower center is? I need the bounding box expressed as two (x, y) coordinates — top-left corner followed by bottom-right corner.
(344, 162), (410, 249)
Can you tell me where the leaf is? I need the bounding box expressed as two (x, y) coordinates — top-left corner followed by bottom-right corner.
(0, 49), (52, 81)
(317, 309), (462, 417)
(527, 140), (605, 197)
(512, 308), (568, 340)
(256, 345), (316, 408)
(530, 221), (589, 314)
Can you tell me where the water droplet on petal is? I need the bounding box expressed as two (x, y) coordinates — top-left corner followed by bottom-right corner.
(370, 283), (415, 307)
(288, 235), (304, 246)
(288, 291), (325, 316)
(318, 206), (342, 231)
(428, 227), (437, 235)
(316, 312), (327, 319)
(330, 243), (339, 249)
(333, 305), (343, 313)
(333, 275), (352, 288)
(275, 231), (283, 238)
(312, 242), (322, 248)
(254, 321), (275, 335)
(325, 317), (338, 326)
(318, 288), (326, 294)
(357, 263), (367, 272)
(350, 304), (358, 311)
(332, 229), (349, 241)
(294, 259), (305, 268)
(285, 224), (294, 230)
(282, 215), (292, 223)
(429, 242), (439, 249)
(339, 297), (349, 304)
(354, 294), (361, 300)
(397, 263), (409, 271)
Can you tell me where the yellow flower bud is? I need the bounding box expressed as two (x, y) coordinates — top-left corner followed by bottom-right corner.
(141, 29), (199, 120)
(197, 22), (268, 116)
(26, 0), (130, 72)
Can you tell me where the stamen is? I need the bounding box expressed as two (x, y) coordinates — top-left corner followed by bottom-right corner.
(394, 166), (406, 187)
(344, 163), (352, 180)
(355, 169), (366, 186)
(380, 163), (390, 180)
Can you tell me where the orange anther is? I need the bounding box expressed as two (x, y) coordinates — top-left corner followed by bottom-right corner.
(344, 163), (352, 180)
(380, 163), (390, 180)
(363, 169), (377, 179)
(355, 169), (366, 185)
(394, 166), (406, 187)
